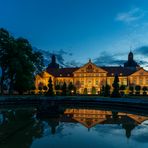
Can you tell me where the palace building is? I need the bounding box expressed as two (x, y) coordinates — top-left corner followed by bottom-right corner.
(35, 52), (148, 94)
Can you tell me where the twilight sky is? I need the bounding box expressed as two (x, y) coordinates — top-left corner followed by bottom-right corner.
(1, 0), (148, 68)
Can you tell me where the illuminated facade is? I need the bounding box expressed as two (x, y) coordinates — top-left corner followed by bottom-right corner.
(35, 52), (148, 94)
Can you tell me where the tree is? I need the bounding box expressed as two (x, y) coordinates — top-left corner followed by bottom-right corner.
(68, 82), (75, 95)
(91, 87), (96, 95)
(129, 86), (134, 95)
(55, 84), (61, 95)
(38, 86), (43, 94)
(0, 28), (14, 94)
(46, 77), (54, 96)
(61, 82), (67, 96)
(104, 84), (110, 97)
(0, 28), (44, 95)
(100, 85), (105, 96)
(120, 85), (126, 96)
(12, 38), (35, 94)
(55, 84), (60, 90)
(142, 86), (147, 95)
(135, 85), (141, 95)
(43, 86), (48, 93)
(111, 75), (120, 97)
(31, 51), (44, 75)
(0, 28), (45, 95)
(83, 88), (88, 95)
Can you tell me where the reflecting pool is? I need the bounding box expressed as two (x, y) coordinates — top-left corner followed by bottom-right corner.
(0, 105), (148, 148)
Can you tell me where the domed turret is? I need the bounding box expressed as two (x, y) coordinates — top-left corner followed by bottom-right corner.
(124, 51), (139, 69)
(128, 51), (133, 61)
(51, 55), (56, 64)
(47, 54), (59, 69)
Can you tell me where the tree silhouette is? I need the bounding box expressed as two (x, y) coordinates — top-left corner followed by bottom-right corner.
(83, 88), (88, 95)
(91, 87), (96, 94)
(129, 86), (134, 95)
(100, 85), (105, 96)
(0, 28), (13, 94)
(0, 28), (44, 95)
(55, 84), (61, 95)
(43, 86), (48, 94)
(135, 85), (141, 95)
(142, 86), (147, 95)
(47, 77), (54, 96)
(104, 84), (110, 97)
(68, 82), (75, 95)
(120, 85), (126, 96)
(111, 74), (120, 97)
(61, 82), (67, 96)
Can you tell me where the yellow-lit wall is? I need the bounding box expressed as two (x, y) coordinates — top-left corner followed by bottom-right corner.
(35, 66), (148, 94)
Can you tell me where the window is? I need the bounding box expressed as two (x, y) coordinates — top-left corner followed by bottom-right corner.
(133, 79), (136, 84)
(96, 80), (98, 85)
(81, 74), (84, 77)
(123, 78), (127, 85)
(81, 81), (84, 85)
(96, 73), (99, 76)
(139, 79), (143, 85)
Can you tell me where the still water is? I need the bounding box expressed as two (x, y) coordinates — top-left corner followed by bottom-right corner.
(0, 105), (148, 148)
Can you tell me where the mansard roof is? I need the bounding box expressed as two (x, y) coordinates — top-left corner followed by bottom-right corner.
(129, 67), (148, 76)
(46, 67), (79, 77)
(46, 66), (137, 77)
(101, 66), (137, 76)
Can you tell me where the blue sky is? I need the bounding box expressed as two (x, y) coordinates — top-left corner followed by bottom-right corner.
(0, 0), (148, 68)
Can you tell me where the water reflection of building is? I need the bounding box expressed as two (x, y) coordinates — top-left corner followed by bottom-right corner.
(35, 52), (148, 94)
(37, 108), (148, 138)
(64, 109), (148, 128)
(1, 108), (148, 147)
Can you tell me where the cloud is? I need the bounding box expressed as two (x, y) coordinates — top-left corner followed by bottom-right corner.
(116, 8), (145, 24)
(132, 126), (148, 143)
(134, 46), (148, 56)
(33, 47), (148, 70)
(65, 60), (82, 67)
(133, 46), (148, 67)
(93, 50), (148, 69)
(94, 52), (126, 66)
(58, 49), (73, 56)
(33, 47), (79, 68)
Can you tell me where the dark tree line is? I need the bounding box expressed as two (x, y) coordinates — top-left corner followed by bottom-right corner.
(0, 28), (44, 95)
(44, 78), (76, 96)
